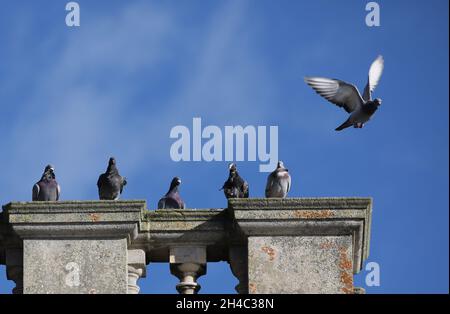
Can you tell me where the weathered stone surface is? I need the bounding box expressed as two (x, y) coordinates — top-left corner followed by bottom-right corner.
(0, 213), (5, 265)
(229, 197), (372, 273)
(2, 200), (145, 294)
(248, 236), (353, 294)
(0, 198), (373, 294)
(170, 246), (207, 264)
(24, 238), (127, 294)
(170, 246), (207, 294)
(127, 249), (146, 294)
(136, 209), (228, 262)
(5, 248), (23, 294)
(230, 198), (372, 294)
(3, 200), (145, 241)
(228, 246), (248, 294)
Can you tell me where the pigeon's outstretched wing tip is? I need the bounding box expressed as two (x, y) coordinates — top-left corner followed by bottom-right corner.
(304, 77), (363, 113)
(363, 54), (385, 101)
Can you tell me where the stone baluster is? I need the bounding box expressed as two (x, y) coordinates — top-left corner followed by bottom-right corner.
(228, 246), (248, 294)
(127, 249), (146, 294)
(6, 249), (23, 294)
(170, 246), (206, 294)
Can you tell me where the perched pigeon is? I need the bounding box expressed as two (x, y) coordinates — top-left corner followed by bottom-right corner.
(265, 161), (291, 198)
(32, 164), (60, 201)
(221, 163), (249, 199)
(97, 157), (127, 200)
(158, 177), (185, 209)
(304, 55), (384, 131)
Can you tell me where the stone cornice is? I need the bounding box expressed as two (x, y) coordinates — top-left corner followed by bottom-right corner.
(134, 209), (229, 262)
(2, 200), (145, 241)
(1, 198), (373, 273)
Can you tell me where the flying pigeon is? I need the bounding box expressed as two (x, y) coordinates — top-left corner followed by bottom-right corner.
(32, 164), (61, 201)
(304, 55), (384, 131)
(265, 161), (291, 198)
(158, 177), (186, 209)
(97, 157), (127, 200)
(221, 163), (249, 199)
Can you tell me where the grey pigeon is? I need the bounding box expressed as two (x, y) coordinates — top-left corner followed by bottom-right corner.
(304, 55), (384, 131)
(32, 164), (60, 201)
(97, 157), (127, 200)
(158, 177), (185, 209)
(265, 161), (291, 198)
(220, 163), (249, 199)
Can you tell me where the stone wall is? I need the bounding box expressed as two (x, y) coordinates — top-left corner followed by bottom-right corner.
(0, 198), (372, 294)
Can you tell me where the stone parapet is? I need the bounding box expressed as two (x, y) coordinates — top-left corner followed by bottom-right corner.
(0, 198), (372, 294)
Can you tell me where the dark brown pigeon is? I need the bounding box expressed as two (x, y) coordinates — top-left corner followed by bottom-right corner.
(158, 177), (185, 209)
(32, 164), (60, 201)
(221, 163), (249, 199)
(304, 55), (384, 131)
(97, 157), (127, 200)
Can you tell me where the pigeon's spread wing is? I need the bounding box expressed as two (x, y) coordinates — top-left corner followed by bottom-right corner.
(304, 77), (364, 113)
(363, 55), (384, 101)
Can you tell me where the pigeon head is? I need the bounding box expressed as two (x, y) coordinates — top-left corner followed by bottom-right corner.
(106, 157), (119, 174)
(108, 157), (116, 166)
(374, 98), (382, 106)
(228, 163), (237, 172)
(170, 177), (182, 189)
(41, 164), (55, 180)
(44, 164), (55, 173)
(277, 161), (288, 171)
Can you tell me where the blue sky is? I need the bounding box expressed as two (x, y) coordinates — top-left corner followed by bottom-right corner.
(0, 0), (448, 294)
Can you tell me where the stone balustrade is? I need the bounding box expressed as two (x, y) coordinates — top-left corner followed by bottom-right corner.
(0, 198), (372, 294)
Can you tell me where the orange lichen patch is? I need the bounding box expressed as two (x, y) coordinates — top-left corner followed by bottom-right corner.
(261, 246), (276, 261)
(293, 210), (334, 219)
(249, 283), (257, 294)
(88, 213), (100, 222)
(340, 271), (354, 294)
(338, 247), (353, 271)
(338, 246), (353, 294)
(319, 240), (335, 250)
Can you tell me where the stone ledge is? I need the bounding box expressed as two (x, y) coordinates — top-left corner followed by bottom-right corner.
(228, 197), (372, 211)
(3, 200), (146, 213)
(3, 200), (146, 241)
(135, 209), (228, 262)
